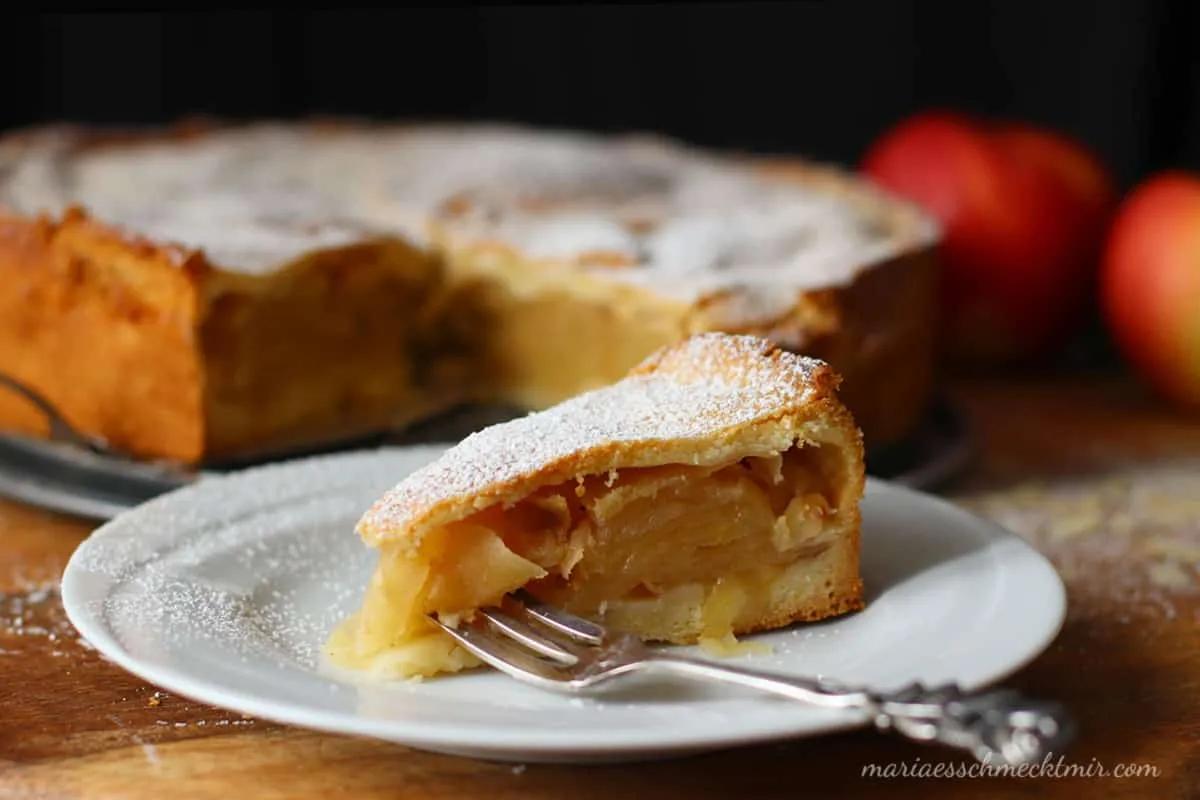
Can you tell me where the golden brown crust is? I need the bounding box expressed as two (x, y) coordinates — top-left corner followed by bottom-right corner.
(741, 158), (940, 445)
(0, 207), (447, 463)
(732, 536), (864, 639)
(764, 247), (939, 446)
(359, 333), (865, 550)
(737, 585), (865, 638)
(0, 209), (207, 461)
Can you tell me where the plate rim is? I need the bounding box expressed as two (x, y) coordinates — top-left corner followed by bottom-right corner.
(61, 447), (1066, 759)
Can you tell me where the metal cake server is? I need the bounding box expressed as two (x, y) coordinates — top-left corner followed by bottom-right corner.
(0, 372), (194, 517)
(0, 371), (113, 453)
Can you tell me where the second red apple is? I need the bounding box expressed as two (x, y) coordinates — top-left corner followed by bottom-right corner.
(862, 111), (1114, 362)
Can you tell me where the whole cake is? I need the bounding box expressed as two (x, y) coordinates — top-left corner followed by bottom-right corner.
(0, 122), (938, 463)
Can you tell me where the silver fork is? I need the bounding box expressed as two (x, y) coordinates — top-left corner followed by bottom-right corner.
(430, 592), (1073, 766)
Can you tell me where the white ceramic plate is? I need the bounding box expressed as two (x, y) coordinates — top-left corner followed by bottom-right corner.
(63, 447), (1065, 763)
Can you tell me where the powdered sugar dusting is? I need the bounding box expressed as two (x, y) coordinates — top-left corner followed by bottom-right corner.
(0, 123), (935, 326)
(359, 334), (827, 538)
(66, 447), (444, 671)
(962, 464), (1200, 622)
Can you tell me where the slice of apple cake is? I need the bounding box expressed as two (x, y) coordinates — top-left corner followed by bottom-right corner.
(328, 333), (864, 678)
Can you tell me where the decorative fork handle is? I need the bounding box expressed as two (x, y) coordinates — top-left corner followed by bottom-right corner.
(645, 653), (1073, 766)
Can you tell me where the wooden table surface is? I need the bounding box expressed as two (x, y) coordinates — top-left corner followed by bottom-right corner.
(2, 377), (1198, 799)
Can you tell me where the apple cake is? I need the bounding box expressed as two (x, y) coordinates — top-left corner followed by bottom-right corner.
(0, 122), (937, 463)
(327, 333), (865, 677)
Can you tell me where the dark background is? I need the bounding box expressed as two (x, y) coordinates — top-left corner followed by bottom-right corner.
(5, 3), (1200, 187)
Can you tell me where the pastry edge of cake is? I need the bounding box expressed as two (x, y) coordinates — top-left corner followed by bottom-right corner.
(357, 333), (865, 550)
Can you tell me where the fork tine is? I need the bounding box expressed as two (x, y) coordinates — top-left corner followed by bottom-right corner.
(514, 591), (606, 645)
(477, 607), (580, 665)
(429, 614), (570, 684)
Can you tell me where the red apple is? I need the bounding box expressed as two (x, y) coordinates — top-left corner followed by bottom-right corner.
(862, 111), (1115, 361)
(1102, 172), (1200, 407)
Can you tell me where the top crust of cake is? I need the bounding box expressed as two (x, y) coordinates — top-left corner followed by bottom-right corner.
(0, 123), (936, 328)
(357, 333), (861, 549)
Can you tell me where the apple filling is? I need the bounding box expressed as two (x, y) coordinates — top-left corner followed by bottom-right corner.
(327, 442), (853, 678)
